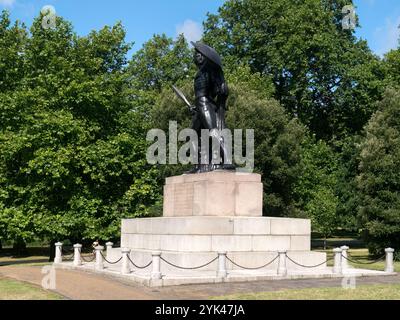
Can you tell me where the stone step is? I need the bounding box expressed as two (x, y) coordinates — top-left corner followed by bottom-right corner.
(122, 216), (311, 236)
(107, 248), (327, 273)
(121, 233), (310, 252)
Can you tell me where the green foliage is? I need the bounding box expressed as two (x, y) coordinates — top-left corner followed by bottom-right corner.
(0, 10), (27, 91)
(334, 136), (362, 232)
(1, 2), (400, 257)
(382, 49), (400, 86)
(293, 138), (339, 237)
(0, 12), (160, 245)
(357, 88), (400, 254)
(127, 34), (193, 92)
(203, 0), (385, 140)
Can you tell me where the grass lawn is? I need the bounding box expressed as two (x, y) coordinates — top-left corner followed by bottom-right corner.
(212, 284), (400, 300)
(0, 255), (50, 267)
(320, 248), (400, 272)
(0, 277), (63, 300)
(213, 248), (400, 300)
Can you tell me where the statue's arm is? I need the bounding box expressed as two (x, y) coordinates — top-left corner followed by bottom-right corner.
(217, 82), (229, 110)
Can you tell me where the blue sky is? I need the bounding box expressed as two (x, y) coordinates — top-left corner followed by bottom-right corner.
(1, 0), (399, 58)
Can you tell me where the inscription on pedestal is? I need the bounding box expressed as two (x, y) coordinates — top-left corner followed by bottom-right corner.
(173, 184), (194, 215)
(163, 172), (263, 217)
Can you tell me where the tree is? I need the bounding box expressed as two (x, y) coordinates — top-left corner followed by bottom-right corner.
(293, 137), (339, 247)
(0, 13), (161, 254)
(203, 0), (385, 140)
(0, 10), (27, 91)
(334, 135), (362, 232)
(382, 49), (400, 85)
(357, 88), (400, 256)
(127, 34), (193, 92)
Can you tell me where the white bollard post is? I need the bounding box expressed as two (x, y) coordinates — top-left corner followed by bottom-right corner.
(54, 242), (63, 264)
(333, 248), (342, 274)
(73, 244), (82, 266)
(278, 251), (287, 276)
(341, 245), (349, 271)
(151, 251), (162, 280)
(121, 248), (131, 275)
(217, 252), (227, 278)
(385, 248), (395, 273)
(106, 242), (114, 260)
(95, 245), (104, 270)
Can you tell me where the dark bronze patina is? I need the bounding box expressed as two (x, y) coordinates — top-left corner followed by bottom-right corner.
(173, 42), (234, 174)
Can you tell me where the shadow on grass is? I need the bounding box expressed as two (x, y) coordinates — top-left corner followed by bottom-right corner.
(0, 247), (51, 266)
(0, 259), (50, 267)
(311, 239), (365, 250)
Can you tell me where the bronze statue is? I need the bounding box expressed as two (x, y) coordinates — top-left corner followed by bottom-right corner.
(173, 42), (234, 173)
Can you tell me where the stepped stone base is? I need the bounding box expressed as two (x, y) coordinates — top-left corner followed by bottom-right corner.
(55, 171), (396, 287)
(121, 217), (312, 252)
(120, 215), (327, 276)
(119, 172), (328, 281)
(107, 248), (327, 273)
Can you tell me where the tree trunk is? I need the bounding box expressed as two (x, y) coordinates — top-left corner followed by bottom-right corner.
(0, 239), (2, 251)
(324, 238), (327, 250)
(49, 240), (56, 262)
(13, 237), (28, 257)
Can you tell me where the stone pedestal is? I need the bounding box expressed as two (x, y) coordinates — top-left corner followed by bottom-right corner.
(163, 172), (263, 217)
(119, 171), (327, 276)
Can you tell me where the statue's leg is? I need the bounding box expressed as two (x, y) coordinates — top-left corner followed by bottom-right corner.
(196, 98), (220, 171)
(186, 113), (202, 174)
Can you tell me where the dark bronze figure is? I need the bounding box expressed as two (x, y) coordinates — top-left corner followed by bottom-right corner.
(174, 42), (234, 174)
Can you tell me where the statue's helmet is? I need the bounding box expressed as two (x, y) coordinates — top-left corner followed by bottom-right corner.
(191, 41), (223, 69)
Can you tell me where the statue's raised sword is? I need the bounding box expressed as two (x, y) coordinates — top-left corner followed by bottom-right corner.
(172, 85), (194, 113)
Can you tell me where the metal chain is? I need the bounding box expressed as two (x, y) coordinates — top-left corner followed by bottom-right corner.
(285, 254), (333, 268)
(62, 248), (74, 259)
(225, 254), (280, 270)
(63, 253), (75, 261)
(100, 252), (123, 265)
(160, 256), (219, 270)
(342, 254), (386, 265)
(127, 255), (153, 269)
(62, 248), (74, 254)
(61, 248), (74, 261)
(80, 252), (96, 262)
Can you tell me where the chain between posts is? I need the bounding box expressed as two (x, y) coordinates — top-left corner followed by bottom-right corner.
(100, 252), (123, 265)
(127, 255), (153, 269)
(160, 256), (219, 270)
(80, 253), (96, 262)
(61, 248), (74, 261)
(225, 254), (280, 270)
(342, 253), (386, 265)
(285, 254), (333, 268)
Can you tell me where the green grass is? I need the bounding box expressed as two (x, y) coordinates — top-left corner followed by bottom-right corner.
(317, 248), (400, 272)
(0, 278), (64, 300)
(212, 248), (400, 300)
(212, 284), (400, 300)
(0, 255), (51, 267)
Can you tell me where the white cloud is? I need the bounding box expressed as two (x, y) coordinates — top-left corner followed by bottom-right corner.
(373, 16), (400, 57)
(0, 0), (16, 7)
(176, 19), (203, 44)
